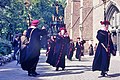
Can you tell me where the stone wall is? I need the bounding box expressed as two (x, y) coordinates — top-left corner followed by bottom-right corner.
(65, 0), (120, 55)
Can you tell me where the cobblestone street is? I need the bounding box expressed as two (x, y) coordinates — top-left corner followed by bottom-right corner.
(0, 52), (120, 80)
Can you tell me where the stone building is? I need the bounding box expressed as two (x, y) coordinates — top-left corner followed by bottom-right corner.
(65, 0), (120, 55)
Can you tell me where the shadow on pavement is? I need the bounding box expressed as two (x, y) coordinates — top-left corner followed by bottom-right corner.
(108, 73), (120, 77)
(37, 71), (84, 77)
(36, 64), (92, 77)
(66, 65), (92, 71)
(98, 73), (120, 78)
(66, 67), (91, 71)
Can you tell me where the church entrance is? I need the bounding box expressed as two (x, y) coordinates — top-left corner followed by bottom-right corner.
(106, 3), (120, 55)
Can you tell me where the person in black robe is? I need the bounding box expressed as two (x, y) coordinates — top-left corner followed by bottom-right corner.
(64, 32), (70, 56)
(92, 21), (116, 77)
(40, 26), (48, 49)
(52, 27), (70, 71)
(94, 43), (97, 54)
(88, 44), (94, 56)
(46, 36), (56, 65)
(80, 39), (86, 56)
(67, 39), (75, 61)
(75, 37), (82, 61)
(12, 35), (20, 60)
(20, 20), (47, 77)
(20, 30), (27, 64)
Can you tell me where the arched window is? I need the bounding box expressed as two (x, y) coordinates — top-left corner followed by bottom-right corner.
(106, 4), (119, 21)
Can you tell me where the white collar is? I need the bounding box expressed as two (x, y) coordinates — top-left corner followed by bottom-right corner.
(29, 26), (36, 29)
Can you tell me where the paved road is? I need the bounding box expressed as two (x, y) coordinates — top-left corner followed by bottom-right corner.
(0, 52), (120, 80)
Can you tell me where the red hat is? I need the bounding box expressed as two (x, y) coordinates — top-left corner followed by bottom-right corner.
(59, 27), (67, 32)
(100, 21), (110, 25)
(60, 27), (65, 31)
(59, 27), (68, 34)
(31, 20), (39, 27)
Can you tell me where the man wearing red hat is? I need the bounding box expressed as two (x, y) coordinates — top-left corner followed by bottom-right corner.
(20, 20), (47, 77)
(92, 20), (116, 77)
(100, 21), (110, 25)
(30, 20), (40, 27)
(52, 27), (70, 71)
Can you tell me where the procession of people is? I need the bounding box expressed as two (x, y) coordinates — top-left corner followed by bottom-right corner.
(11, 19), (116, 77)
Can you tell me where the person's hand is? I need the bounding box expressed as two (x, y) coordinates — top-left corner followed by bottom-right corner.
(46, 53), (48, 56)
(42, 26), (46, 29)
(105, 48), (108, 52)
(112, 50), (116, 56)
(46, 51), (49, 56)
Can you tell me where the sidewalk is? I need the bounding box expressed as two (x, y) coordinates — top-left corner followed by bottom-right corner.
(0, 53), (120, 80)
(111, 55), (120, 61)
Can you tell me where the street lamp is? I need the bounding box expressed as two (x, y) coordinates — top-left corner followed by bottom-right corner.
(52, 0), (59, 20)
(79, 0), (83, 38)
(50, 0), (65, 36)
(51, 1), (59, 35)
(52, 0), (59, 34)
(102, 0), (107, 21)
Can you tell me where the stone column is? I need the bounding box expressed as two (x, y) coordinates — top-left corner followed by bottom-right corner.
(70, 0), (73, 39)
(79, 0), (83, 38)
(116, 28), (120, 56)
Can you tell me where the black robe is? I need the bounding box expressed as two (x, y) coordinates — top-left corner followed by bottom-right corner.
(67, 42), (75, 60)
(20, 28), (47, 71)
(46, 39), (56, 65)
(81, 40), (85, 56)
(75, 42), (81, 60)
(52, 35), (70, 68)
(89, 45), (94, 56)
(92, 30), (115, 72)
(64, 37), (70, 55)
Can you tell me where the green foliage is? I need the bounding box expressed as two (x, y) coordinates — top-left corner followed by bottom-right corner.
(0, 0), (67, 54)
(0, 0), (28, 39)
(0, 38), (12, 55)
(0, 0), (66, 39)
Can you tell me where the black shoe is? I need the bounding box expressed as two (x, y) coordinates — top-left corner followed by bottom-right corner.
(56, 67), (59, 71)
(34, 72), (40, 75)
(101, 73), (105, 77)
(62, 68), (65, 71)
(28, 71), (32, 76)
(28, 73), (32, 76)
(101, 71), (107, 77)
(28, 73), (37, 77)
(79, 59), (81, 61)
(32, 73), (37, 77)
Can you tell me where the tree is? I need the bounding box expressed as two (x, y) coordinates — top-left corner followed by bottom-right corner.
(0, 0), (66, 40)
